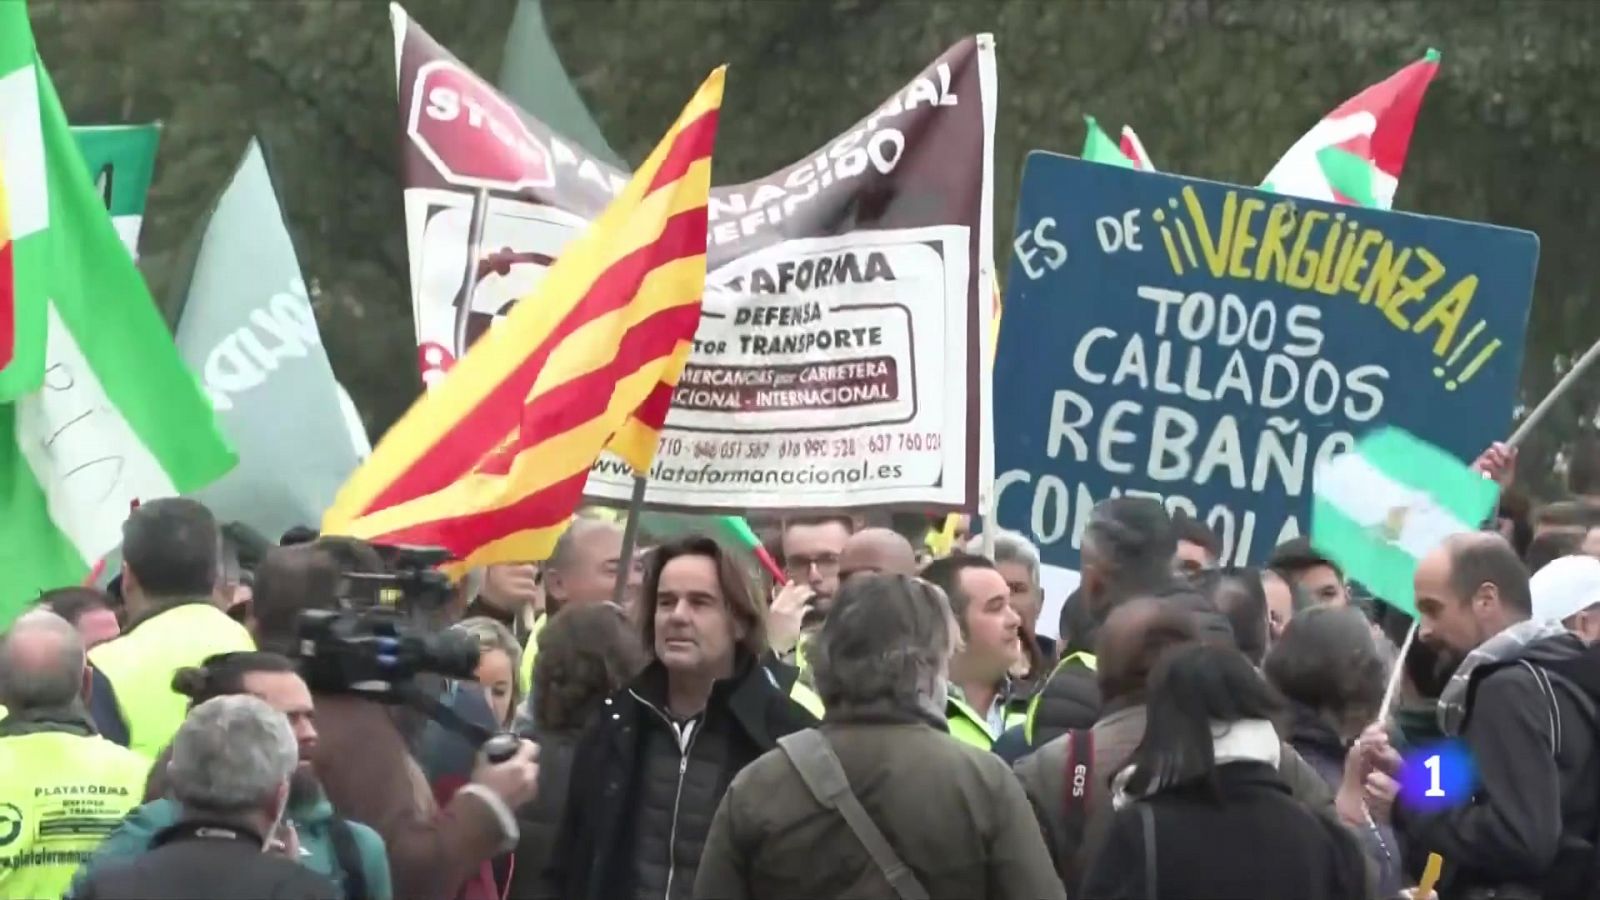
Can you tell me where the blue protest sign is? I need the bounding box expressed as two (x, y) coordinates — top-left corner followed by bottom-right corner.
(994, 151), (1538, 571)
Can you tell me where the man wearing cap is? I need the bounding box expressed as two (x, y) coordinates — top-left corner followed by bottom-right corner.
(1530, 554), (1600, 643)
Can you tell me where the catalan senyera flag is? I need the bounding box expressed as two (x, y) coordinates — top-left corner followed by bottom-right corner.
(322, 67), (726, 567)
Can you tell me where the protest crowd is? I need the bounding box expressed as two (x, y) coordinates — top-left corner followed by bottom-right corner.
(4, 2), (1600, 900)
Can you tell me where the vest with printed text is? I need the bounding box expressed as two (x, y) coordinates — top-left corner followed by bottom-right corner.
(0, 731), (148, 899)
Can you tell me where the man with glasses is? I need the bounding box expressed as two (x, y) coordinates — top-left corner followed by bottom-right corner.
(764, 517), (855, 711)
(776, 515), (854, 622)
(1172, 512), (1221, 579)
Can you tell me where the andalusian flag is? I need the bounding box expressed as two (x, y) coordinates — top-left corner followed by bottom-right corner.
(1261, 50), (1441, 210)
(1082, 116), (1156, 171)
(0, 1), (50, 398)
(323, 68), (726, 567)
(0, 9), (236, 625)
(1312, 427), (1497, 617)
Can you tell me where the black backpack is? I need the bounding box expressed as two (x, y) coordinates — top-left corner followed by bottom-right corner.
(1510, 658), (1600, 900)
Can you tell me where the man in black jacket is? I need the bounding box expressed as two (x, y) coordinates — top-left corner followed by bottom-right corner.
(1025, 497), (1184, 749)
(70, 694), (337, 900)
(1373, 532), (1600, 899)
(538, 535), (816, 900)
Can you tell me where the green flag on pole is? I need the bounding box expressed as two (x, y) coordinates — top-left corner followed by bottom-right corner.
(71, 123), (161, 259)
(1312, 427), (1498, 617)
(0, 6), (236, 627)
(1081, 115), (1136, 168)
(639, 512), (785, 583)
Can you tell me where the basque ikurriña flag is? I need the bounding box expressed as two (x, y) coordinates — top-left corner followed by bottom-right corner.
(322, 67), (726, 568)
(1261, 50), (1442, 210)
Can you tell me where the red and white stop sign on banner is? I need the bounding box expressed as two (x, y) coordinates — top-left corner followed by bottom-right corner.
(405, 60), (556, 193)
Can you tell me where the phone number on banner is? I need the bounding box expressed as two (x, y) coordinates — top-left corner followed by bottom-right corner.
(658, 431), (944, 463)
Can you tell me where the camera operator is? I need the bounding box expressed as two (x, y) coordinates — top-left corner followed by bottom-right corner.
(250, 541), (540, 899)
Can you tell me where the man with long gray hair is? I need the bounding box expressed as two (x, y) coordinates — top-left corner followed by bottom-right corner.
(68, 695), (337, 899)
(693, 573), (1064, 900)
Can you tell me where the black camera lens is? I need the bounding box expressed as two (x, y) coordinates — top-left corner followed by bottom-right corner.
(416, 628), (482, 681)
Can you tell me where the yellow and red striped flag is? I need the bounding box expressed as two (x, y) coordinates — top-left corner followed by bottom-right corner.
(322, 67), (726, 566)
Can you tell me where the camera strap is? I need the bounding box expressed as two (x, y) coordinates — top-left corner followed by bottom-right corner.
(151, 819), (265, 850)
(393, 680), (496, 747)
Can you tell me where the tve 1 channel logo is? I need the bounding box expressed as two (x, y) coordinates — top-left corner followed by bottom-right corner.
(1399, 739), (1476, 812)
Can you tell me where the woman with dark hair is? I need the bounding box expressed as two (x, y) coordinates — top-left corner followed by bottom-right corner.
(507, 603), (646, 897)
(1080, 643), (1371, 900)
(538, 534), (817, 900)
(69, 652), (392, 900)
(1196, 567), (1270, 666)
(1264, 606), (1389, 771)
(1265, 606), (1401, 896)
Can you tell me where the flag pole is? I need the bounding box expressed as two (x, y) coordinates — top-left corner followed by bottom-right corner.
(1377, 619), (1418, 724)
(1506, 334), (1600, 449)
(612, 475), (649, 607)
(452, 188), (491, 359)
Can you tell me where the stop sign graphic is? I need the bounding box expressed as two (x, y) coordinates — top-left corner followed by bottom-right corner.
(406, 60), (555, 193)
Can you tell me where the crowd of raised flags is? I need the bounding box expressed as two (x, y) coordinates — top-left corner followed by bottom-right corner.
(1076, 49), (1440, 205)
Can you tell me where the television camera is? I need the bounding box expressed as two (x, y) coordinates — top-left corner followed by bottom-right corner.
(293, 544), (519, 762)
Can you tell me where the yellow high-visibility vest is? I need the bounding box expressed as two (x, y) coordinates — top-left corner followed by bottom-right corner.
(946, 694), (1027, 751)
(1023, 651), (1098, 745)
(0, 729), (148, 899)
(518, 612), (547, 695)
(89, 603), (254, 759)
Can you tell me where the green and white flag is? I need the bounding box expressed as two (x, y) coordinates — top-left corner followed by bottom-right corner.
(1312, 427), (1499, 617)
(71, 123), (161, 259)
(1081, 115), (1135, 167)
(1081, 116), (1156, 170)
(0, 11), (236, 627)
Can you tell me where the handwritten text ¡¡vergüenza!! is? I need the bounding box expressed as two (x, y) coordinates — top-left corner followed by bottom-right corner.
(1152, 186), (1496, 375)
